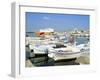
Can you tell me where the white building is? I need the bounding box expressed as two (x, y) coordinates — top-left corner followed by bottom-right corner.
(39, 28), (54, 33)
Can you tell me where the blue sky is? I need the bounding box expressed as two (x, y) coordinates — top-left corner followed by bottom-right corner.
(26, 12), (89, 32)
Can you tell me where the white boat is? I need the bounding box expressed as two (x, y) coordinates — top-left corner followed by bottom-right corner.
(48, 46), (81, 60)
(29, 43), (82, 60)
(76, 42), (89, 54)
(29, 44), (55, 54)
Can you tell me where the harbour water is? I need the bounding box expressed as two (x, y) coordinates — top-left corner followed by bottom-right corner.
(26, 32), (36, 37)
(76, 37), (89, 45)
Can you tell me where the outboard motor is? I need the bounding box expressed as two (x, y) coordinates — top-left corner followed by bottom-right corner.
(30, 49), (35, 57)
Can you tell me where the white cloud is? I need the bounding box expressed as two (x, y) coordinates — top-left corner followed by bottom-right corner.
(43, 16), (50, 20)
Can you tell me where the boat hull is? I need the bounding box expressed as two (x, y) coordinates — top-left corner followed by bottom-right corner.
(48, 51), (82, 61)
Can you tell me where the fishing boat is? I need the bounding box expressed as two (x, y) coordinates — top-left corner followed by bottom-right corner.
(76, 42), (89, 54)
(29, 44), (55, 54)
(48, 45), (81, 60)
(28, 43), (82, 61)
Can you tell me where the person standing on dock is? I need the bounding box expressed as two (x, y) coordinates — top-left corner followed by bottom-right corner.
(68, 35), (76, 46)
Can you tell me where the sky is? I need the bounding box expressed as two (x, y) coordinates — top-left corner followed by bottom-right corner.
(26, 12), (89, 32)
